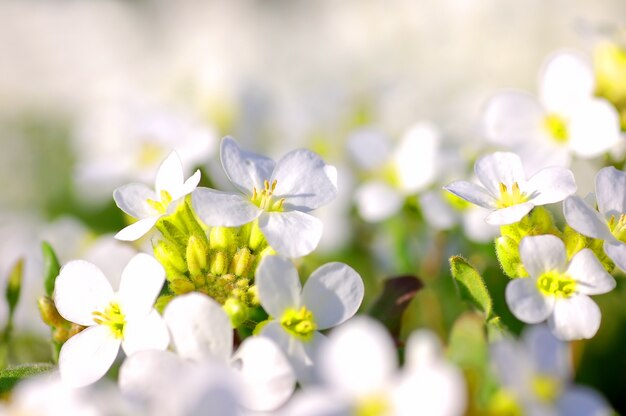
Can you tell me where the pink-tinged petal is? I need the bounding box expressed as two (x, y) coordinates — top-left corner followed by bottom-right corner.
(443, 181), (496, 209)
(485, 203), (534, 225)
(113, 183), (158, 218)
(118, 253), (165, 319)
(548, 295), (601, 341)
(164, 293), (232, 362)
(540, 51), (595, 113)
(482, 91), (545, 146)
(59, 325), (121, 388)
(519, 235), (568, 277)
(596, 166), (626, 219)
(563, 196), (614, 241)
(604, 241), (626, 273)
(568, 99), (620, 158)
(259, 211), (323, 258)
(301, 263), (364, 330)
(232, 336), (296, 412)
(256, 256), (302, 318)
(526, 167), (576, 205)
(54, 260), (114, 326)
(505, 278), (554, 324)
(272, 149), (338, 212)
(355, 181), (404, 223)
(566, 249), (616, 295)
(474, 152), (526, 197)
(155, 151), (184, 196)
(114, 216), (160, 242)
(221, 136), (275, 196)
(122, 309), (170, 356)
(192, 188), (262, 227)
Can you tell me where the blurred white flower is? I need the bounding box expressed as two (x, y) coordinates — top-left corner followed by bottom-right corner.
(113, 151), (200, 241)
(564, 166), (626, 273)
(483, 51), (621, 173)
(505, 235), (615, 341)
(281, 317), (466, 416)
(192, 136), (338, 258)
(54, 253), (169, 387)
(444, 152), (576, 225)
(491, 325), (612, 416)
(255, 255), (364, 384)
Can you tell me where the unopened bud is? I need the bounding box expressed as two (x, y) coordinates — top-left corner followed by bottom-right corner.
(248, 221), (266, 251)
(187, 234), (209, 276)
(5, 259), (23, 313)
(154, 240), (188, 276)
(231, 248), (253, 277)
(495, 236), (526, 278)
(210, 251), (228, 276)
(210, 227), (236, 251)
(170, 278), (195, 295)
(38, 296), (65, 328)
(223, 298), (248, 328)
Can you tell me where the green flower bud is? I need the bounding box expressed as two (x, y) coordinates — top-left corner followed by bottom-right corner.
(223, 298), (249, 328)
(210, 250), (228, 275)
(495, 235), (527, 278)
(231, 248), (254, 277)
(248, 221), (266, 251)
(186, 234), (209, 276)
(154, 240), (188, 276)
(38, 296), (66, 328)
(5, 259), (23, 313)
(209, 226), (237, 251)
(170, 278), (195, 295)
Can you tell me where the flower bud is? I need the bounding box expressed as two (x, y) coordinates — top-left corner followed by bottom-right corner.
(186, 234), (209, 276)
(154, 240), (188, 276)
(231, 248), (253, 277)
(495, 236), (527, 278)
(223, 298), (249, 328)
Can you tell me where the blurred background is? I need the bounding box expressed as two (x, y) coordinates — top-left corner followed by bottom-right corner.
(2, 0), (626, 412)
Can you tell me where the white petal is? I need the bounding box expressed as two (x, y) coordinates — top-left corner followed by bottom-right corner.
(301, 263), (364, 330)
(59, 325), (120, 388)
(347, 128), (392, 170)
(54, 260), (114, 326)
(568, 99), (621, 158)
(540, 51), (595, 113)
(355, 181), (405, 222)
(557, 386), (612, 416)
(232, 336), (296, 412)
(443, 181), (496, 209)
(392, 122), (440, 193)
(604, 241), (626, 273)
(548, 295), (601, 340)
(174, 169), (202, 200)
(192, 187), (262, 227)
(474, 152), (526, 197)
(114, 216), (160, 242)
(272, 149), (338, 211)
(482, 91), (545, 146)
(155, 151), (184, 196)
(259, 211), (323, 258)
(566, 249), (616, 295)
(256, 255), (302, 318)
(164, 292), (233, 362)
(261, 321), (324, 385)
(419, 191), (458, 230)
(320, 316), (396, 397)
(221, 136), (275, 195)
(113, 183), (158, 218)
(596, 166), (626, 219)
(519, 234), (568, 277)
(522, 324), (571, 381)
(485, 203), (534, 225)
(404, 329), (443, 369)
(526, 167), (576, 205)
(118, 253), (165, 319)
(119, 350), (188, 401)
(122, 309), (170, 356)
(563, 196), (614, 241)
(505, 278), (554, 324)
(490, 338), (533, 392)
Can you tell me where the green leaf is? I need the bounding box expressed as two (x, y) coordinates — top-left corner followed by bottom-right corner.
(42, 241), (61, 297)
(449, 256), (493, 319)
(0, 363), (54, 393)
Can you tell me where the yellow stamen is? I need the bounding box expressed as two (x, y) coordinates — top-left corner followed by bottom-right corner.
(496, 182), (528, 209)
(280, 306), (317, 342)
(536, 271), (576, 298)
(92, 302), (126, 339)
(147, 190), (173, 214)
(250, 180), (285, 212)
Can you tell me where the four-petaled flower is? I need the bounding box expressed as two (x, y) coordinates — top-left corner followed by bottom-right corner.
(113, 151), (201, 241)
(192, 137), (337, 258)
(54, 253), (170, 387)
(444, 152), (576, 225)
(505, 235), (615, 341)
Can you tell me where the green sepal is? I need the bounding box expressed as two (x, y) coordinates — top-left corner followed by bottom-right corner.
(563, 225), (614, 272)
(42, 242), (61, 297)
(495, 235), (527, 278)
(155, 218), (188, 251)
(449, 256), (494, 319)
(0, 363), (54, 394)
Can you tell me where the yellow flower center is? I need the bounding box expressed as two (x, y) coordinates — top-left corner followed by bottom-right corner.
(532, 374), (561, 403)
(280, 306), (317, 342)
(487, 389), (523, 416)
(536, 271), (576, 298)
(251, 179), (285, 211)
(496, 182), (528, 209)
(608, 213), (626, 243)
(543, 114), (569, 144)
(92, 302), (126, 339)
(147, 190), (173, 214)
(355, 394), (391, 416)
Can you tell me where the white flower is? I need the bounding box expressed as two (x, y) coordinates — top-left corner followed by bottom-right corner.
(483, 51), (621, 173)
(54, 253), (169, 387)
(281, 317), (466, 416)
(491, 325), (612, 416)
(563, 166), (626, 273)
(348, 123), (441, 222)
(505, 235), (615, 341)
(255, 255), (364, 383)
(113, 151), (201, 241)
(444, 152), (576, 225)
(192, 136), (338, 258)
